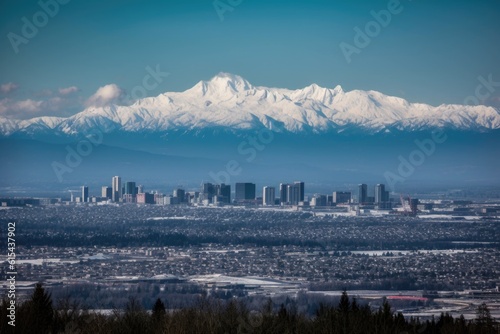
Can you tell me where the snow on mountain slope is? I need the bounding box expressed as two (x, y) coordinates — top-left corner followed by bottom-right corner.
(1, 73), (500, 136)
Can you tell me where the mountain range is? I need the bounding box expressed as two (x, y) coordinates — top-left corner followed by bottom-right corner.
(1, 72), (500, 138)
(1, 73), (500, 193)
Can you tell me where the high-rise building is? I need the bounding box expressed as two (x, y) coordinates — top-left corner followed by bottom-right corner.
(125, 181), (137, 196)
(410, 198), (419, 215)
(375, 184), (385, 204)
(102, 186), (112, 199)
(173, 189), (186, 203)
(312, 194), (327, 207)
(215, 184), (231, 204)
(136, 193), (154, 204)
(326, 195), (333, 206)
(137, 185), (144, 194)
(263, 186), (275, 206)
(279, 183), (288, 204)
(295, 181), (305, 202)
(81, 186), (89, 203)
(358, 184), (368, 204)
(186, 191), (199, 204)
(287, 184), (300, 205)
(333, 191), (351, 204)
(112, 176), (122, 202)
(200, 183), (215, 203)
(235, 183), (256, 201)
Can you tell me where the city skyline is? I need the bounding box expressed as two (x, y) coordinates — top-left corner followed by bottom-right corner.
(38, 174), (410, 210)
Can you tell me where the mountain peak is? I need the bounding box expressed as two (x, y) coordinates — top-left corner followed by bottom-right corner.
(208, 72), (252, 92)
(187, 72), (253, 97)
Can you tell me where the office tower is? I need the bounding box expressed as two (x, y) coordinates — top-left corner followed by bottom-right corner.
(164, 196), (179, 205)
(333, 191), (351, 204)
(279, 183), (288, 204)
(137, 185), (144, 194)
(212, 183), (230, 205)
(294, 181), (305, 202)
(410, 198), (419, 214)
(81, 186), (89, 203)
(312, 194), (327, 207)
(102, 186), (112, 199)
(358, 184), (368, 204)
(235, 183), (256, 201)
(154, 193), (164, 205)
(202, 183), (215, 196)
(287, 184), (300, 205)
(186, 191), (199, 204)
(215, 184), (231, 204)
(375, 184), (385, 204)
(263, 186), (275, 206)
(125, 181), (137, 196)
(136, 193), (154, 204)
(173, 188), (186, 203)
(112, 176), (122, 202)
(200, 183), (215, 203)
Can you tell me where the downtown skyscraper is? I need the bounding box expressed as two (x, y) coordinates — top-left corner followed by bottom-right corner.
(112, 176), (122, 202)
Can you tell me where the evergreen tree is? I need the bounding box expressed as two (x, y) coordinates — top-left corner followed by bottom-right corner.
(338, 290), (350, 314)
(151, 298), (167, 334)
(22, 283), (54, 334)
(152, 297), (166, 318)
(351, 297), (359, 313)
(338, 290), (350, 334)
(476, 303), (495, 333)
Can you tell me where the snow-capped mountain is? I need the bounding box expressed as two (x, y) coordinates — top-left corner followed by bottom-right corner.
(2, 72), (500, 137)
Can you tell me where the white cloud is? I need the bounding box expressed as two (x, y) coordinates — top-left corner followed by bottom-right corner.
(85, 84), (124, 107)
(0, 99), (11, 115)
(58, 86), (79, 95)
(0, 97), (73, 119)
(0, 98), (43, 117)
(13, 99), (44, 112)
(0, 82), (19, 94)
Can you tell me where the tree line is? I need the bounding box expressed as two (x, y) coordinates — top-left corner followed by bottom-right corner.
(1, 283), (498, 333)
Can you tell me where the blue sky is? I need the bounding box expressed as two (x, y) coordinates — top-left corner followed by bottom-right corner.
(1, 0), (499, 119)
